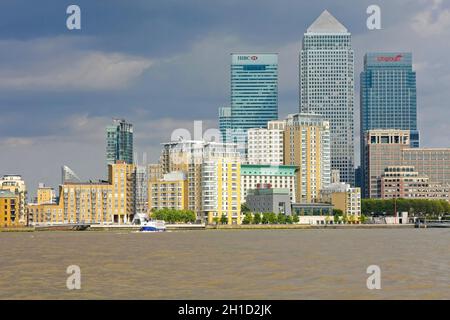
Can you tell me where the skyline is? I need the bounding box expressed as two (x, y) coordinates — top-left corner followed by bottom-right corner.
(1, 0), (450, 195)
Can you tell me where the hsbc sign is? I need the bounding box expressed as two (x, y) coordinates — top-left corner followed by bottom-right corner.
(377, 54), (403, 62)
(237, 55), (258, 61)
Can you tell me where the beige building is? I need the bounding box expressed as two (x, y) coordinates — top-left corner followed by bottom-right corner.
(364, 129), (410, 198)
(381, 166), (450, 201)
(149, 171), (188, 211)
(0, 175), (27, 225)
(160, 140), (241, 224)
(0, 190), (20, 227)
(28, 161), (135, 225)
(36, 183), (55, 205)
(320, 183), (361, 217)
(284, 113), (331, 203)
(364, 130), (450, 199)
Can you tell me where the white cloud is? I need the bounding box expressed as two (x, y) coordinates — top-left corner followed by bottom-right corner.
(411, 1), (450, 36)
(0, 37), (153, 91)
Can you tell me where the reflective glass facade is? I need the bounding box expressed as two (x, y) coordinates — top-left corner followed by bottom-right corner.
(360, 52), (419, 195)
(226, 54), (278, 153)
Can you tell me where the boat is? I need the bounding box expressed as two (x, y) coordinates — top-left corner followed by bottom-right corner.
(139, 220), (166, 232)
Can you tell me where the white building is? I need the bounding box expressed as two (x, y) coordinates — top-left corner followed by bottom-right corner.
(241, 164), (297, 203)
(247, 120), (285, 165)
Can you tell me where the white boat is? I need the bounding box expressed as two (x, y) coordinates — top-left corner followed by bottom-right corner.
(139, 220), (166, 232)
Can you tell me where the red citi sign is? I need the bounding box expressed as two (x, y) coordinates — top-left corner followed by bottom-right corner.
(377, 54), (403, 62)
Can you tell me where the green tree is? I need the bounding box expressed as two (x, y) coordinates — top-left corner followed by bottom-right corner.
(277, 214), (286, 224)
(286, 215), (293, 224)
(253, 213), (262, 224)
(220, 214), (228, 225)
(262, 213), (270, 224)
(241, 203), (251, 214)
(242, 213), (253, 225)
(292, 214), (299, 223)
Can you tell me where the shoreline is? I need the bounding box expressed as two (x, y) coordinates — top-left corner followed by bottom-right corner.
(0, 223), (415, 232)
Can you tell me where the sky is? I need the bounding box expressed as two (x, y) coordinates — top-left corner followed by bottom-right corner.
(0, 0), (449, 197)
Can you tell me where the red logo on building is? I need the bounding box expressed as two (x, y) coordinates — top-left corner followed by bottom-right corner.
(250, 56), (258, 60)
(377, 54), (403, 62)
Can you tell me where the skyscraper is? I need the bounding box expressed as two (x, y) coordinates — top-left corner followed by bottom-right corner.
(225, 53), (278, 154)
(360, 52), (419, 194)
(299, 10), (355, 185)
(106, 119), (134, 166)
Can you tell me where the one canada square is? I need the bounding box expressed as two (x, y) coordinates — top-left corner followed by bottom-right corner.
(299, 10), (355, 185)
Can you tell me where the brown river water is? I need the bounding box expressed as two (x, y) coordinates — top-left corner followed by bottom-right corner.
(0, 229), (449, 299)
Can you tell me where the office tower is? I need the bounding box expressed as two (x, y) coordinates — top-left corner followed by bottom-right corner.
(360, 53), (419, 194)
(284, 113), (331, 203)
(364, 129), (410, 198)
(160, 140), (241, 224)
(219, 107), (232, 143)
(300, 10), (355, 185)
(247, 120), (285, 165)
(106, 118), (134, 165)
(240, 164), (298, 203)
(227, 53), (278, 154)
(0, 175), (27, 225)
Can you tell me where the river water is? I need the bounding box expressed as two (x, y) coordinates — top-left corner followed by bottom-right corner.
(0, 229), (448, 299)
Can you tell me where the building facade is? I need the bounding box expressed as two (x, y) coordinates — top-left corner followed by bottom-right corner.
(402, 148), (450, 187)
(225, 53), (278, 154)
(300, 10), (355, 185)
(28, 162), (135, 225)
(364, 129), (410, 198)
(160, 140), (241, 224)
(148, 171), (188, 211)
(0, 190), (20, 227)
(284, 113), (331, 203)
(106, 119), (134, 166)
(360, 52), (419, 195)
(246, 188), (291, 215)
(36, 183), (55, 205)
(0, 175), (27, 225)
(320, 182), (361, 217)
(247, 120), (285, 165)
(241, 164), (298, 203)
(381, 166), (450, 201)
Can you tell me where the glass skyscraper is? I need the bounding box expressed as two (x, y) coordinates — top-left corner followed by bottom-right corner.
(300, 10), (355, 185)
(106, 118), (134, 165)
(360, 52), (419, 196)
(221, 54), (278, 154)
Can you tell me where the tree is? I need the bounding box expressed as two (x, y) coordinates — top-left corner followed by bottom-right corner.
(333, 209), (344, 216)
(333, 213), (340, 224)
(212, 217), (219, 225)
(292, 214), (299, 224)
(242, 213), (253, 225)
(253, 213), (261, 224)
(277, 214), (286, 224)
(286, 215), (293, 224)
(268, 212), (277, 224)
(241, 203), (251, 214)
(262, 213), (270, 224)
(359, 214), (367, 224)
(220, 214), (228, 225)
